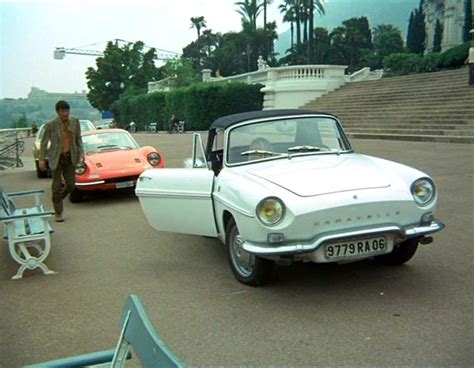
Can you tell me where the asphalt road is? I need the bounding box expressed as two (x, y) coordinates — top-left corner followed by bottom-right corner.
(0, 133), (473, 367)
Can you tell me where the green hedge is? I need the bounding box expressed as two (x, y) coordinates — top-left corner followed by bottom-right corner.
(112, 83), (264, 131)
(383, 53), (428, 75)
(383, 42), (470, 77)
(112, 92), (167, 131)
(436, 42), (470, 69)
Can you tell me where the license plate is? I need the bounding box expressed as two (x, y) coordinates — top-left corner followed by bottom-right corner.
(325, 236), (387, 260)
(116, 181), (134, 189)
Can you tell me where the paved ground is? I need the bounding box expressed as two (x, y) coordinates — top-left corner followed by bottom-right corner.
(0, 133), (473, 367)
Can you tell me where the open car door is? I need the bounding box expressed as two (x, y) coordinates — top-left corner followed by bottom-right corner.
(136, 133), (217, 237)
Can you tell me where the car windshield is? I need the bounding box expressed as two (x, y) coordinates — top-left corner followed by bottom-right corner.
(37, 121), (93, 140)
(36, 125), (46, 140)
(82, 131), (139, 153)
(227, 117), (350, 165)
(80, 120), (94, 132)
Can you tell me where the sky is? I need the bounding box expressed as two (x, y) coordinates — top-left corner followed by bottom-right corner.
(0, 0), (285, 99)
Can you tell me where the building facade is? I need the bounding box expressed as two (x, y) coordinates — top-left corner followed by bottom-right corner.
(27, 87), (88, 102)
(424, 0), (469, 53)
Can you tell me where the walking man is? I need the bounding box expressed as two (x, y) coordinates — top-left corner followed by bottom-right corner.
(39, 101), (84, 222)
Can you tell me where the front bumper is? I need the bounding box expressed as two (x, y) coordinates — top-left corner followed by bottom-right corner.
(241, 220), (445, 256)
(75, 176), (139, 191)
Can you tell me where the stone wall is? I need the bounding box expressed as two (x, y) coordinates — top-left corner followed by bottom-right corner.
(424, 0), (467, 53)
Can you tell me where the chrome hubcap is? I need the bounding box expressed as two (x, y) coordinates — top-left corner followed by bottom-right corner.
(231, 233), (255, 277)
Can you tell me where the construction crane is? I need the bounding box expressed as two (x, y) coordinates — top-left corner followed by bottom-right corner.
(53, 39), (180, 61)
(53, 47), (104, 60)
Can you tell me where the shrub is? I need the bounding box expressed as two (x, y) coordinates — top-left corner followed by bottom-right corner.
(423, 52), (441, 72)
(113, 83), (264, 131)
(382, 42), (469, 77)
(165, 88), (190, 130)
(383, 51), (445, 76)
(169, 83), (264, 130)
(437, 42), (470, 69)
(383, 53), (426, 75)
(112, 92), (167, 131)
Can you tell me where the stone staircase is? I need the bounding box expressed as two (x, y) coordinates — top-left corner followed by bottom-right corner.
(302, 67), (474, 143)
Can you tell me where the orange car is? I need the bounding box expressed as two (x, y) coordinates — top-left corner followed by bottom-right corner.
(70, 129), (164, 202)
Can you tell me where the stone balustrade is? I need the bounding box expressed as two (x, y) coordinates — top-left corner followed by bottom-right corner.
(147, 77), (174, 93)
(202, 69), (268, 85)
(346, 67), (384, 83)
(202, 65), (348, 110)
(148, 64), (383, 110)
(276, 65), (326, 80)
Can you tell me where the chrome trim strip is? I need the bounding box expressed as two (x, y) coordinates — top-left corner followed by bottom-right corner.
(242, 220), (444, 256)
(135, 188), (211, 200)
(213, 193), (254, 218)
(75, 181), (106, 186)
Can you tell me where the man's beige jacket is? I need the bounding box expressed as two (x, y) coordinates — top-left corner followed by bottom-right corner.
(39, 116), (84, 170)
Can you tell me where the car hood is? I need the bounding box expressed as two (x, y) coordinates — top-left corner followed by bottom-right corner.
(247, 154), (391, 197)
(86, 149), (147, 171)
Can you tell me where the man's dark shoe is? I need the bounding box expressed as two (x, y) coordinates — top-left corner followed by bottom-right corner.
(54, 214), (64, 222)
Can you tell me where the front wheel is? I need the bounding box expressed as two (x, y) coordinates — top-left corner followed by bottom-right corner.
(226, 219), (273, 286)
(374, 238), (419, 266)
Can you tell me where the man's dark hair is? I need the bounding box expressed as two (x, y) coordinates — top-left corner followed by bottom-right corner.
(55, 100), (70, 112)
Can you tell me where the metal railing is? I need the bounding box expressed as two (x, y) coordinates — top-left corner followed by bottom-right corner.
(0, 128), (30, 170)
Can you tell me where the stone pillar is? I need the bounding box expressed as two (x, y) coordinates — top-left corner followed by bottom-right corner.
(442, 2), (454, 51)
(202, 69), (212, 82)
(267, 69), (278, 84)
(261, 69), (278, 110)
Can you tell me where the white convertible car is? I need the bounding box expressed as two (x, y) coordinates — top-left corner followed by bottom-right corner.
(136, 110), (445, 286)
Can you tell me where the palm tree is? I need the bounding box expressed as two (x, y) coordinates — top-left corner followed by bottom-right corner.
(262, 0), (273, 30)
(279, 1), (296, 49)
(235, 0), (263, 31)
(294, 0), (302, 45)
(265, 21), (278, 62)
(307, 0), (325, 63)
(280, 0), (302, 45)
(301, 1), (308, 43)
(190, 16), (207, 39)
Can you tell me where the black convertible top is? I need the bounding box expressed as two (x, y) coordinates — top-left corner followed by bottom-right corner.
(209, 109), (336, 130)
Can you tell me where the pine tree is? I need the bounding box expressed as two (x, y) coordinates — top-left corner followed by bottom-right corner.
(464, 0), (472, 42)
(416, 6), (426, 53)
(407, 6), (425, 54)
(407, 11), (415, 52)
(433, 19), (442, 53)
(359, 17), (373, 49)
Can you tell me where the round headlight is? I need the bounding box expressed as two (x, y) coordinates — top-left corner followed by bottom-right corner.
(147, 152), (161, 166)
(411, 178), (435, 206)
(75, 162), (86, 175)
(256, 197), (285, 226)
